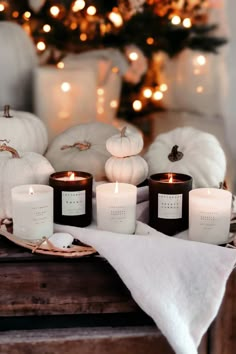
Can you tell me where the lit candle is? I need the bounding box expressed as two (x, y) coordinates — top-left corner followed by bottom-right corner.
(11, 184), (53, 240)
(96, 182), (137, 234)
(189, 188), (232, 245)
(49, 171), (93, 227)
(149, 173), (192, 236)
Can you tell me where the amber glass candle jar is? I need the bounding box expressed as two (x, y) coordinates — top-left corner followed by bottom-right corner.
(149, 173), (192, 236)
(49, 171), (93, 227)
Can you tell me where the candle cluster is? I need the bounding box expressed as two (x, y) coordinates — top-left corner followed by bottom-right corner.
(10, 169), (232, 246)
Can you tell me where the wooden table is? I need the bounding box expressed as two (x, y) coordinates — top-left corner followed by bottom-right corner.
(0, 236), (234, 354)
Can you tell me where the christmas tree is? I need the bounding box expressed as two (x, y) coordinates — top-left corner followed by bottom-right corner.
(0, 0), (226, 118)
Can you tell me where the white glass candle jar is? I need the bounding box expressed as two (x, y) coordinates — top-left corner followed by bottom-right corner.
(189, 188), (232, 245)
(96, 182), (137, 234)
(11, 184), (53, 241)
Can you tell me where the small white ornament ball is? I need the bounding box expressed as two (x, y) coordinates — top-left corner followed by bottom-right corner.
(49, 232), (74, 249)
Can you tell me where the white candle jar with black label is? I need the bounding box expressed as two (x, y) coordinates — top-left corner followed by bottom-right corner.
(149, 173), (192, 236)
(49, 171), (93, 227)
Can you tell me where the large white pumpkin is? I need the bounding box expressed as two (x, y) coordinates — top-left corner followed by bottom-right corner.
(145, 127), (227, 189)
(45, 122), (119, 181)
(0, 105), (48, 154)
(0, 144), (55, 219)
(0, 22), (37, 111)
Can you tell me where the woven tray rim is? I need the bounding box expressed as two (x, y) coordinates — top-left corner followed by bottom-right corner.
(0, 227), (96, 258)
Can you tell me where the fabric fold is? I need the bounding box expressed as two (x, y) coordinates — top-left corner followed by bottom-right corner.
(55, 221), (236, 354)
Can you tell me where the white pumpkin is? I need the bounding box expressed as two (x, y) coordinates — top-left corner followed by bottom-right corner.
(105, 155), (149, 186)
(145, 127), (227, 189)
(0, 105), (48, 154)
(0, 144), (55, 219)
(45, 122), (119, 181)
(106, 126), (144, 157)
(0, 22), (37, 111)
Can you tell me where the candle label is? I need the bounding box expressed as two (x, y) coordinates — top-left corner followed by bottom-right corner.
(198, 211), (218, 231)
(107, 205), (130, 224)
(158, 193), (182, 219)
(62, 190), (85, 216)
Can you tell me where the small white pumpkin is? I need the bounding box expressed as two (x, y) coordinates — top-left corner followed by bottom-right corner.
(0, 105), (48, 154)
(0, 22), (37, 111)
(45, 122), (119, 181)
(105, 155), (149, 186)
(145, 127), (226, 189)
(0, 144), (55, 219)
(106, 126), (144, 157)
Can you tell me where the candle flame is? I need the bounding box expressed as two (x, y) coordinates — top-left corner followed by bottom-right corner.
(68, 172), (75, 181)
(168, 173), (173, 183)
(29, 186), (34, 195)
(115, 181), (119, 194)
(207, 188), (211, 195)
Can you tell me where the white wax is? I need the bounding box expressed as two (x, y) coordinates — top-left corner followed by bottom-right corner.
(96, 183), (137, 234)
(11, 184), (54, 241)
(56, 176), (85, 181)
(189, 188), (232, 245)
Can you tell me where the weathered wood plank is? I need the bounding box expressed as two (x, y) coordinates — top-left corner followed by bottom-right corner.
(0, 326), (175, 354)
(208, 269), (236, 354)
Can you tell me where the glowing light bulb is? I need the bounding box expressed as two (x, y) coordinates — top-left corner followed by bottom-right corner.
(37, 41), (46, 51)
(196, 86), (204, 93)
(0, 3), (5, 12)
(110, 100), (118, 108)
(108, 11), (123, 27)
(160, 83), (168, 92)
(12, 11), (19, 18)
(171, 15), (181, 25)
(196, 55), (206, 66)
(153, 90), (163, 101)
(97, 88), (104, 95)
(61, 82), (71, 92)
(43, 24), (51, 32)
(23, 11), (31, 21)
(129, 52), (139, 61)
(146, 37), (154, 45)
(183, 18), (192, 28)
(143, 88), (152, 98)
(87, 6), (96, 16)
(133, 100), (142, 111)
(80, 33), (87, 41)
(57, 61), (64, 69)
(72, 0), (85, 12)
(50, 5), (60, 17)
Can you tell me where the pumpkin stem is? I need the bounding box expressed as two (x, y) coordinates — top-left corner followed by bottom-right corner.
(0, 144), (20, 158)
(168, 145), (184, 162)
(61, 141), (91, 151)
(3, 105), (13, 118)
(120, 126), (127, 138)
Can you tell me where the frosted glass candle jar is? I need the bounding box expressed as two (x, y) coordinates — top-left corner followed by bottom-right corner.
(189, 188), (232, 245)
(149, 173), (192, 236)
(11, 184), (53, 240)
(49, 171), (93, 227)
(96, 182), (137, 234)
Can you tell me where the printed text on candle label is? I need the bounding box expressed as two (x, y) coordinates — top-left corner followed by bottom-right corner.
(158, 194), (182, 219)
(199, 211), (218, 230)
(108, 206), (129, 223)
(62, 191), (85, 216)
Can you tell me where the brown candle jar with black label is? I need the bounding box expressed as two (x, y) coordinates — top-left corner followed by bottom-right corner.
(149, 173), (192, 236)
(49, 171), (93, 227)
